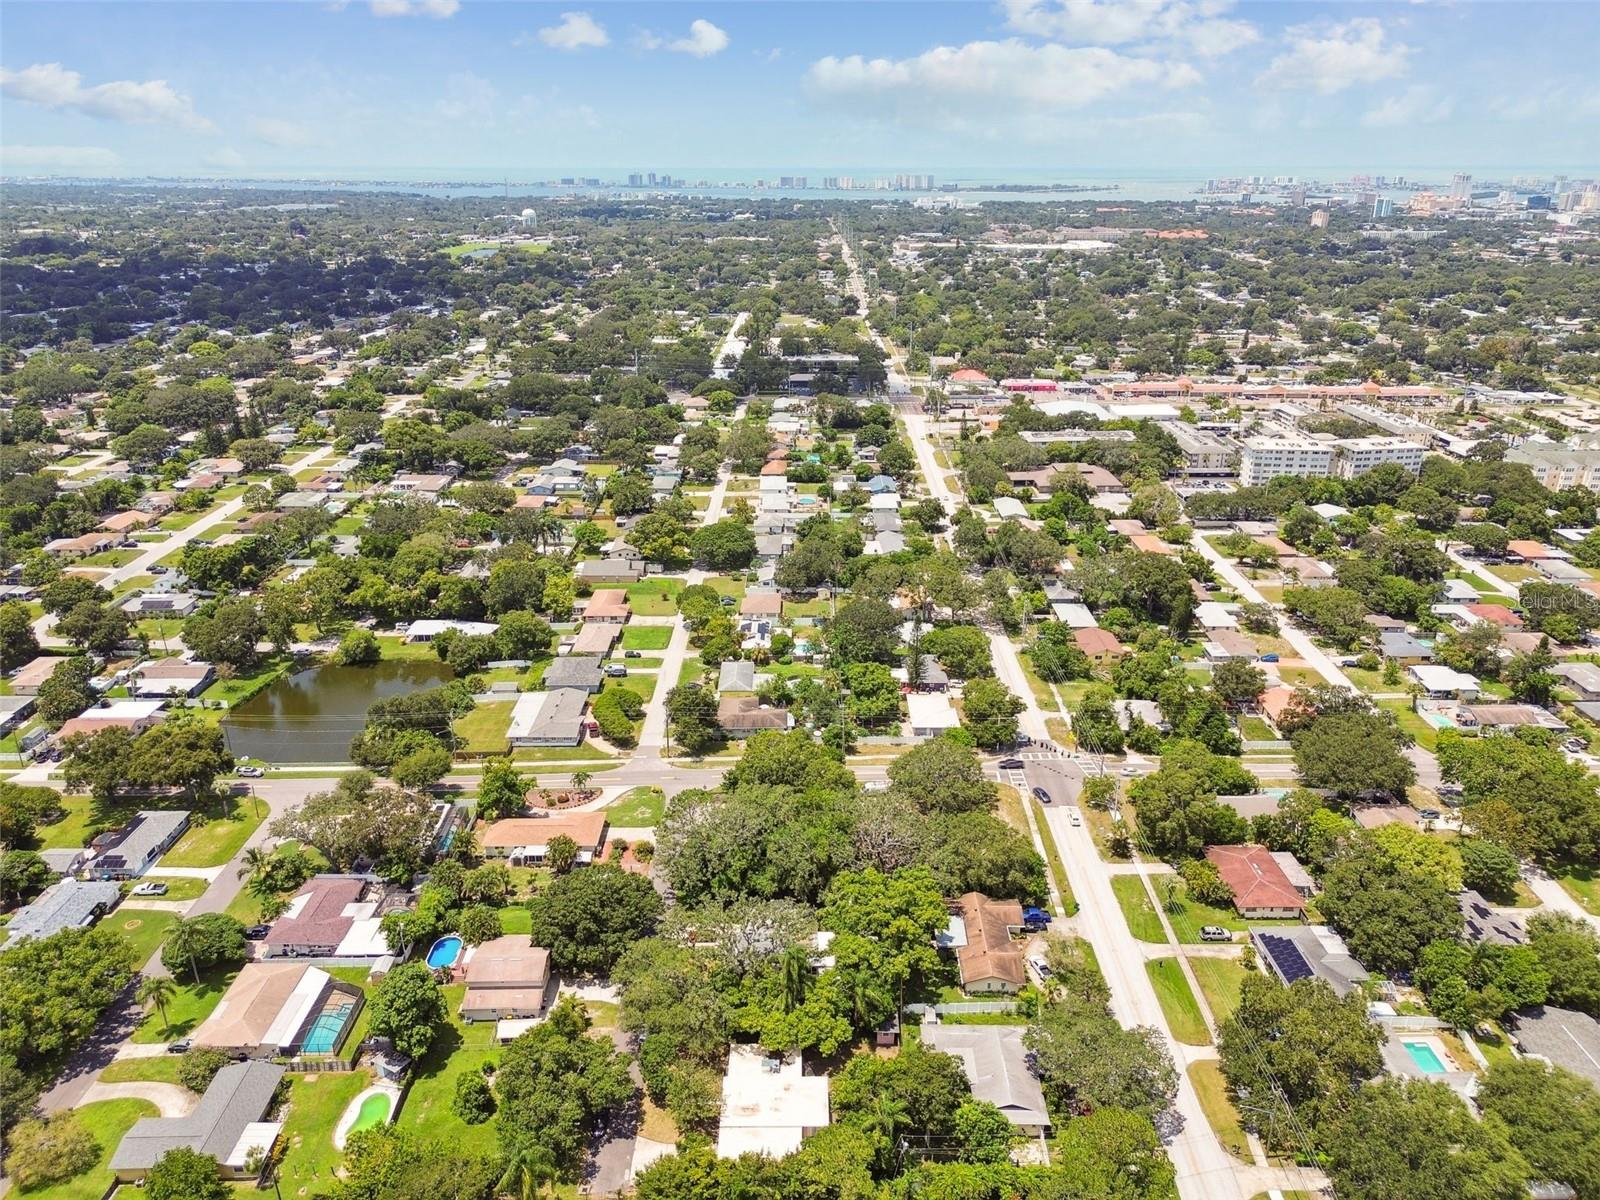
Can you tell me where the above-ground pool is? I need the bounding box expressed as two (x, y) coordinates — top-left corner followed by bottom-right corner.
(426, 935), (463, 970)
(351, 1092), (392, 1134)
(1403, 1040), (1447, 1074)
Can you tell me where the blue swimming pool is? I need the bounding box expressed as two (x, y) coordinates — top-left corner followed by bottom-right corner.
(302, 1003), (356, 1054)
(1403, 1040), (1447, 1074)
(426, 935), (463, 970)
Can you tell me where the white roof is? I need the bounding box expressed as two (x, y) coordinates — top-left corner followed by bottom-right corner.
(1311, 503), (1348, 519)
(80, 699), (166, 720)
(333, 914), (390, 957)
(407, 619), (499, 638)
(1442, 579), (1479, 601)
(262, 966), (332, 1050)
(994, 497), (1028, 518)
(1033, 398), (1110, 420)
(1409, 664), (1480, 692)
(716, 1046), (829, 1160)
(868, 493), (900, 511)
(907, 692), (960, 731)
(1052, 601), (1098, 628)
(1195, 601), (1238, 629)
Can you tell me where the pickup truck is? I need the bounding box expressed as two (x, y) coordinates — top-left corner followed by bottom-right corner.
(1021, 906), (1051, 931)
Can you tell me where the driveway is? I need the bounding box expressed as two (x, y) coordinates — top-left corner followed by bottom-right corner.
(79, 1080), (195, 1118)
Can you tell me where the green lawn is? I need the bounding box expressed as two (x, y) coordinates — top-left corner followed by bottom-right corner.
(457, 702), (513, 753)
(620, 625), (673, 651)
(499, 905), (533, 936)
(97, 1055), (185, 1085)
(159, 802), (267, 867)
(125, 875), (209, 902)
(394, 983), (504, 1158)
(130, 964), (241, 1043)
(1378, 698), (1439, 751)
(1188, 956), (1251, 1023)
(678, 656), (706, 686)
(24, 1099), (157, 1200)
(1237, 716), (1277, 741)
(782, 596), (833, 619)
(1147, 958), (1210, 1045)
(200, 655), (293, 707)
(33, 794), (108, 852)
(79, 548), (142, 568)
(102, 910), (177, 968)
(1189, 1060), (1252, 1162)
(625, 579), (683, 615)
(608, 786), (666, 826)
(1111, 874), (1168, 943)
(1029, 799), (1078, 916)
(274, 1069), (375, 1190)
(444, 240), (547, 258)
(1557, 865), (1600, 915)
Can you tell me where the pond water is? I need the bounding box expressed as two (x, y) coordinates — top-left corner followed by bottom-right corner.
(223, 660), (454, 764)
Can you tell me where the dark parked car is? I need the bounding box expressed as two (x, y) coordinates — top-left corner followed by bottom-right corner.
(1031, 786), (1052, 804)
(167, 1039), (193, 1054)
(243, 925), (270, 939)
(997, 758), (1024, 769)
(624, 650), (642, 658)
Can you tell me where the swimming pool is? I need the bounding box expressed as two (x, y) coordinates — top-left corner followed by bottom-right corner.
(1403, 1040), (1447, 1074)
(426, 935), (463, 970)
(351, 1092), (392, 1133)
(301, 1003), (356, 1055)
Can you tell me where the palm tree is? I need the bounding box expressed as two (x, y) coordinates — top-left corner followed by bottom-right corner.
(164, 918), (204, 985)
(570, 770), (592, 793)
(839, 965), (890, 1030)
(496, 1146), (558, 1200)
(780, 944), (811, 1013)
(138, 975), (177, 1035)
(862, 1092), (908, 1175)
(237, 845), (270, 883)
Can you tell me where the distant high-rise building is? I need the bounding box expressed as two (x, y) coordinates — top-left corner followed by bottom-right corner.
(1289, 186), (1307, 208)
(822, 176), (840, 189)
(647, 172), (657, 186)
(627, 173), (643, 187)
(1373, 197), (1394, 219)
(1310, 209), (1330, 228)
(1450, 172), (1472, 199)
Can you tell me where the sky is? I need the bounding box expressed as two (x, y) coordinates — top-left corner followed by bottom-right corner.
(2, 0), (1598, 179)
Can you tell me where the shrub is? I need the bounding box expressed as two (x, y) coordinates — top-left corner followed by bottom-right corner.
(1178, 859), (1235, 909)
(3, 1112), (98, 1190)
(591, 691), (637, 747)
(458, 904), (503, 945)
(451, 1071), (497, 1125)
(177, 1046), (232, 1093)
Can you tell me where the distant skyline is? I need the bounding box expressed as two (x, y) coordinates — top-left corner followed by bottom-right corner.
(2, 1), (1598, 178)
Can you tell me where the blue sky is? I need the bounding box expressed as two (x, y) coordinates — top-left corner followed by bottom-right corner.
(2, 1), (1597, 178)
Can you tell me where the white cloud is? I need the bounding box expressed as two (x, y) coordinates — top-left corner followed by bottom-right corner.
(807, 39), (1198, 123)
(1259, 18), (1410, 94)
(369, 0), (459, 17)
(0, 62), (214, 132)
(1001, 0), (1258, 57)
(0, 143), (123, 171)
(538, 11), (609, 50)
(249, 116), (312, 147)
(436, 71), (497, 122)
(1361, 84), (1453, 128)
(204, 147), (246, 170)
(669, 19), (730, 57)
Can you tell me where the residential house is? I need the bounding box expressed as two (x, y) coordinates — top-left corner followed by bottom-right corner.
(1195, 601), (1238, 630)
(953, 892), (1027, 994)
(1204, 630), (1260, 662)
(1378, 631), (1432, 665)
(718, 660), (757, 693)
(129, 658), (214, 698)
(459, 936), (553, 1022)
(1205, 845), (1307, 919)
(191, 963), (365, 1056)
(122, 591), (202, 619)
(84, 810), (191, 880)
(740, 591), (784, 618)
(0, 695), (35, 736)
(1067, 462), (1124, 493)
(906, 692), (960, 738)
(404, 619), (499, 643)
(571, 623), (620, 656)
(1251, 926), (1368, 997)
(109, 1062), (286, 1184)
(1073, 626), (1126, 665)
(99, 510), (154, 534)
(863, 475), (899, 495)
(920, 1025), (1051, 1136)
(43, 532), (116, 559)
(583, 590), (631, 624)
(1554, 662), (1600, 701)
(718, 695), (793, 736)
(1409, 664), (1481, 700)
(716, 1045), (830, 1160)
(1460, 704), (1567, 734)
(1465, 603), (1524, 629)
(2, 879), (121, 945)
(1270, 851), (1317, 898)
(10, 656), (65, 695)
(993, 496), (1029, 520)
(479, 812), (609, 865)
(390, 472), (454, 497)
(55, 699), (167, 742)
(1052, 601), (1098, 628)
(262, 876), (390, 958)
(1510, 1007), (1600, 1091)
(540, 657), (605, 694)
(575, 557), (645, 585)
(506, 689), (588, 748)
(1459, 890), (1527, 946)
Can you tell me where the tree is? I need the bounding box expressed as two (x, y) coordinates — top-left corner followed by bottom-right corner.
(452, 1072), (497, 1125)
(665, 684), (722, 755)
(1025, 1001), (1178, 1120)
(0, 601), (39, 672)
(326, 1126), (499, 1200)
(1526, 913), (1600, 1014)
(1218, 975), (1382, 1147)
(1369, 822), (1463, 891)
(1477, 1059), (1600, 1200)
(476, 758), (526, 822)
(826, 598), (902, 665)
(953, 1101), (1016, 1164)
(545, 833), (580, 875)
(689, 519), (757, 570)
(1283, 585), (1371, 648)
(526, 865), (664, 975)
(271, 773), (437, 876)
(391, 743), (451, 790)
(0, 849), (54, 901)
(1128, 739), (1254, 861)
(1292, 710), (1415, 799)
(1319, 842), (1463, 976)
(1459, 838), (1521, 898)
(458, 905), (503, 945)
(177, 1046), (232, 1093)
(928, 811), (1047, 902)
(367, 963), (449, 1059)
(886, 738), (996, 814)
(1320, 1078), (1530, 1200)
(961, 678), (1024, 748)
(496, 611), (553, 660)
(1211, 659), (1267, 709)
(337, 628), (381, 665)
(182, 595), (267, 669)
(35, 655), (94, 727)
(160, 914), (248, 983)
(138, 975), (177, 1034)
(3, 1112), (99, 1191)
(1504, 637), (1558, 705)
(146, 1147), (230, 1200)
(1438, 729), (1600, 863)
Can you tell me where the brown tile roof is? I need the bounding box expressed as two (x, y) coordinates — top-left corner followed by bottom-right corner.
(584, 590), (630, 619)
(480, 812), (608, 852)
(956, 892), (1025, 988)
(1073, 627), (1125, 657)
(717, 694), (789, 731)
(1205, 845), (1305, 913)
(1465, 603), (1524, 627)
(740, 592), (784, 616)
(464, 936), (550, 988)
(264, 876), (364, 949)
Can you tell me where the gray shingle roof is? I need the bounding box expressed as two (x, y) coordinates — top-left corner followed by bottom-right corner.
(4, 879), (122, 943)
(90, 809), (189, 874)
(110, 1061), (286, 1172)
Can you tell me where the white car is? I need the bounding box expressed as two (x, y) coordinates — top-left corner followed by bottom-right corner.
(1068, 810), (1082, 827)
(130, 881), (168, 897)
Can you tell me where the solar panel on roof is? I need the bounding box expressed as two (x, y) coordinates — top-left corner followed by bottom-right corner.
(1261, 934), (1314, 983)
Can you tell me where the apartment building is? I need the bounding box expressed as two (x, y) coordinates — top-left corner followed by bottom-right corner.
(1333, 437), (1427, 478)
(1168, 424), (1239, 476)
(1506, 444), (1600, 490)
(1239, 437), (1336, 486)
